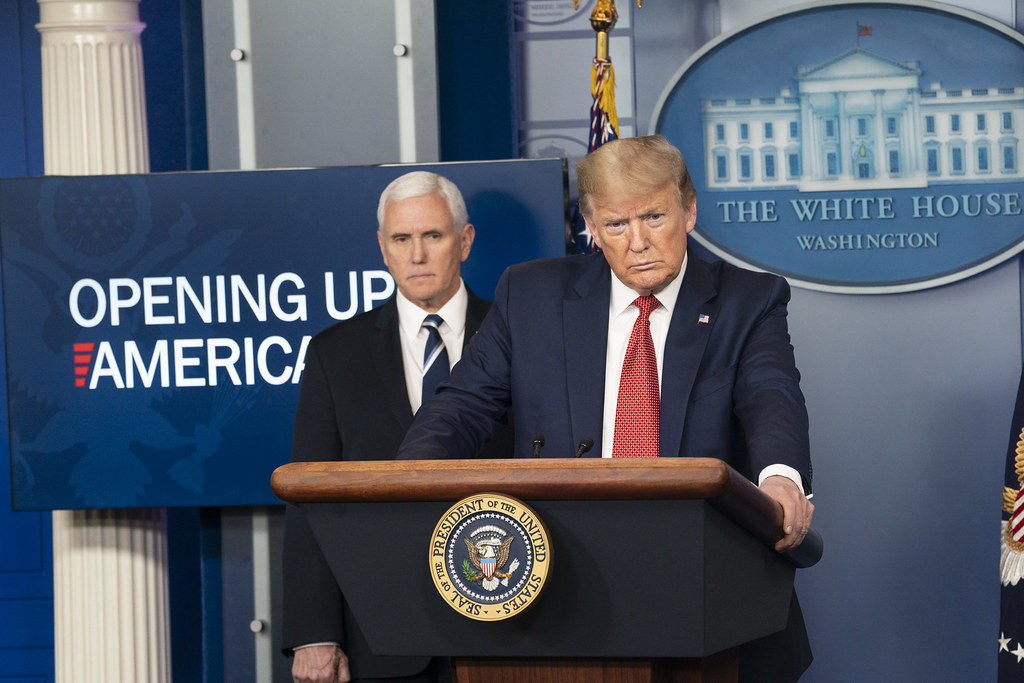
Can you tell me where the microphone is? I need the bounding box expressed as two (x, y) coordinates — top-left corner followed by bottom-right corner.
(573, 438), (594, 458)
(531, 434), (545, 458)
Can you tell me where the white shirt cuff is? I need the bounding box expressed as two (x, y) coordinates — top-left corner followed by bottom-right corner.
(758, 464), (805, 494)
(293, 642), (340, 651)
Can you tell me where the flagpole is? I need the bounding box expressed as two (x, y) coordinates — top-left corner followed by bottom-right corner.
(572, 0), (641, 252)
(590, 0), (617, 61)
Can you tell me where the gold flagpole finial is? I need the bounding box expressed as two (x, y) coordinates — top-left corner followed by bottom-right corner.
(571, 0), (643, 59)
(573, 0), (641, 10)
(590, 0), (617, 60)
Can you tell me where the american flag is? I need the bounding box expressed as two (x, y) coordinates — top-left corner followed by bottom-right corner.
(999, 371), (1024, 680)
(857, 23), (873, 37)
(573, 55), (622, 254)
(588, 57), (619, 152)
(698, 314), (710, 324)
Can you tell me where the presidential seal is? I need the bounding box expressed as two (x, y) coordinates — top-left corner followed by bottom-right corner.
(429, 493), (550, 621)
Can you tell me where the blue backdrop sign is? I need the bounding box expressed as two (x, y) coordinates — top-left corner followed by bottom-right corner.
(652, 1), (1024, 293)
(2, 161), (567, 510)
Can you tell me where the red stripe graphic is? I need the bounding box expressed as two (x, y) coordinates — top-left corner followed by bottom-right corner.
(73, 343), (94, 388)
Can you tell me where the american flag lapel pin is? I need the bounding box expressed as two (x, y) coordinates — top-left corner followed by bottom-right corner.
(698, 313), (710, 324)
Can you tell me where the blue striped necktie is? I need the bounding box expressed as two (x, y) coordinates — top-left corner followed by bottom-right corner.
(421, 314), (449, 407)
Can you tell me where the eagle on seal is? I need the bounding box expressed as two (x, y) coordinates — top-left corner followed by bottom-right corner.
(464, 536), (515, 585)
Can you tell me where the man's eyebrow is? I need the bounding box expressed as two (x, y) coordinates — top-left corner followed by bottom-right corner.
(642, 202), (670, 214)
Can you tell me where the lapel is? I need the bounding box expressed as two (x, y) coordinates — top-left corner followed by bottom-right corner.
(369, 298), (415, 432)
(563, 254), (611, 456)
(659, 252), (719, 458)
(463, 286), (489, 348)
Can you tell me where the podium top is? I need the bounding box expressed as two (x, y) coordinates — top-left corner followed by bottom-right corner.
(273, 457), (743, 502)
(271, 457), (820, 567)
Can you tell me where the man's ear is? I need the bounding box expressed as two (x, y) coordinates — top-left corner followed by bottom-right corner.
(684, 199), (697, 234)
(460, 223), (475, 261)
(377, 229), (390, 267)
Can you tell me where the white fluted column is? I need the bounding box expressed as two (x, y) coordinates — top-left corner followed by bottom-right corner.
(38, 0), (149, 175)
(38, 2), (170, 681)
(52, 510), (170, 682)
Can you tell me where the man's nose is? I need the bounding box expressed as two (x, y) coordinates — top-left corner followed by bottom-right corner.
(411, 238), (427, 262)
(627, 222), (649, 251)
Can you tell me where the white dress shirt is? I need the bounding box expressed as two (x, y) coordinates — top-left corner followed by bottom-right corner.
(395, 281), (468, 414)
(599, 256), (803, 492)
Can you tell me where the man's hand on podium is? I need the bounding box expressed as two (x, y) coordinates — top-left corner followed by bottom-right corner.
(292, 644), (350, 683)
(759, 475), (815, 552)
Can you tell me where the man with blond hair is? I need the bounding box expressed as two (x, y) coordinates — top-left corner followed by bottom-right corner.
(399, 136), (814, 680)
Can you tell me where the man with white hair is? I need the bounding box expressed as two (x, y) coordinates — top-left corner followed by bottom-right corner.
(282, 171), (508, 683)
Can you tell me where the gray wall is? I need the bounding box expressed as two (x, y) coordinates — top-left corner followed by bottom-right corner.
(791, 261), (1021, 680)
(626, 0), (1023, 679)
(202, 0), (437, 170)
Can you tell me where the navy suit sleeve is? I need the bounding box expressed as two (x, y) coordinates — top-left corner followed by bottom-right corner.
(398, 270), (515, 459)
(732, 276), (811, 489)
(282, 504), (345, 651)
(282, 339), (346, 652)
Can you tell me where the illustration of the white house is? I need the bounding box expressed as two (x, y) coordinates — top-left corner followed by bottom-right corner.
(702, 47), (1024, 191)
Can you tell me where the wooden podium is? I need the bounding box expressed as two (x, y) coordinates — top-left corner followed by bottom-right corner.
(272, 458), (821, 682)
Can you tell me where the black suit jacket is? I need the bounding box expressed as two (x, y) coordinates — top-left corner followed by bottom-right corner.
(282, 289), (506, 679)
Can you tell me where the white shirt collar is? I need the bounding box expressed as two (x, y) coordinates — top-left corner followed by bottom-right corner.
(608, 252), (688, 317)
(395, 280), (468, 337)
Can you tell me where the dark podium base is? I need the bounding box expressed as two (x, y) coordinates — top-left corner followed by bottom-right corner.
(270, 459), (817, 681)
(452, 650), (738, 683)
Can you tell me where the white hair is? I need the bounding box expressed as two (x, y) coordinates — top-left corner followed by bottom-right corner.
(376, 171), (469, 232)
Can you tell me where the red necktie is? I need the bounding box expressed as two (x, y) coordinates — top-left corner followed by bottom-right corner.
(612, 295), (660, 458)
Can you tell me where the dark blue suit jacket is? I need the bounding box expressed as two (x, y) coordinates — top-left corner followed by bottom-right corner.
(399, 250), (810, 489)
(398, 251), (814, 680)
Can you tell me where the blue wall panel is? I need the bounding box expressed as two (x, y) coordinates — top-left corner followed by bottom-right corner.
(0, 1), (52, 680)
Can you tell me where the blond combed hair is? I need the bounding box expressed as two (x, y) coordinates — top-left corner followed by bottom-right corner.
(576, 135), (696, 217)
